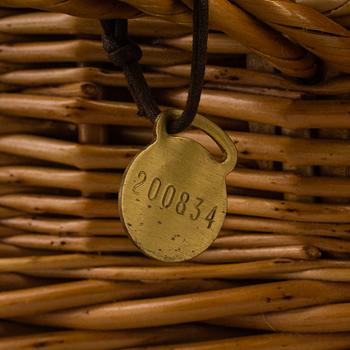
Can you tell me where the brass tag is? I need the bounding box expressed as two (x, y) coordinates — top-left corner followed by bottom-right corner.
(119, 110), (237, 262)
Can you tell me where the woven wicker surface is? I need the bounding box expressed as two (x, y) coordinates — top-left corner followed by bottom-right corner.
(0, 1), (349, 349)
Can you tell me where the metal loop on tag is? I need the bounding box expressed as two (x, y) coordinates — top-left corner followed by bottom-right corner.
(156, 110), (237, 175)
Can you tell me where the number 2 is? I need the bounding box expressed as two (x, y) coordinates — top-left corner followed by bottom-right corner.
(132, 171), (147, 194)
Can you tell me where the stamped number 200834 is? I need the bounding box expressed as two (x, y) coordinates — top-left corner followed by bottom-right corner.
(132, 170), (218, 229)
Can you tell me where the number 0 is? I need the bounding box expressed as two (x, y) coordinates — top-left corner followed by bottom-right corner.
(162, 185), (176, 208)
(148, 177), (161, 200)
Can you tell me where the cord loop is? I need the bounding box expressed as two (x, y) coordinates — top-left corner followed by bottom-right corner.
(101, 0), (208, 133)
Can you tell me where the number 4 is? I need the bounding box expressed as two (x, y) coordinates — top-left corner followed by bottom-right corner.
(205, 206), (217, 229)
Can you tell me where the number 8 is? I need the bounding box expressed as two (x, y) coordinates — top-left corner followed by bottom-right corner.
(176, 192), (190, 215)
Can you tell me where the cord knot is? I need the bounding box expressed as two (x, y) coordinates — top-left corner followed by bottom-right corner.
(103, 37), (142, 66)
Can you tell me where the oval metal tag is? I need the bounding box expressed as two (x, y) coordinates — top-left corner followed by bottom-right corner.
(119, 110), (237, 262)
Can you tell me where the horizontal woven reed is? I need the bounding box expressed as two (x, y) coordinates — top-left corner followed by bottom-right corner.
(0, 1), (349, 349)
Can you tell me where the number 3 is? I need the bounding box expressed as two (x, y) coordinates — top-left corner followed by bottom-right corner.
(191, 197), (203, 221)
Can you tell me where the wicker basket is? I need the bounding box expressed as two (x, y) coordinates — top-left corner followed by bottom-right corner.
(0, 1), (349, 349)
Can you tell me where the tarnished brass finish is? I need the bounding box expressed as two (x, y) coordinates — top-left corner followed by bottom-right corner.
(119, 110), (237, 262)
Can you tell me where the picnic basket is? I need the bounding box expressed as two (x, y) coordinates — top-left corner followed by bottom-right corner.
(0, 1), (349, 349)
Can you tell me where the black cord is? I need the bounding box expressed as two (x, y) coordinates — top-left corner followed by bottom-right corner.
(101, 0), (209, 134)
